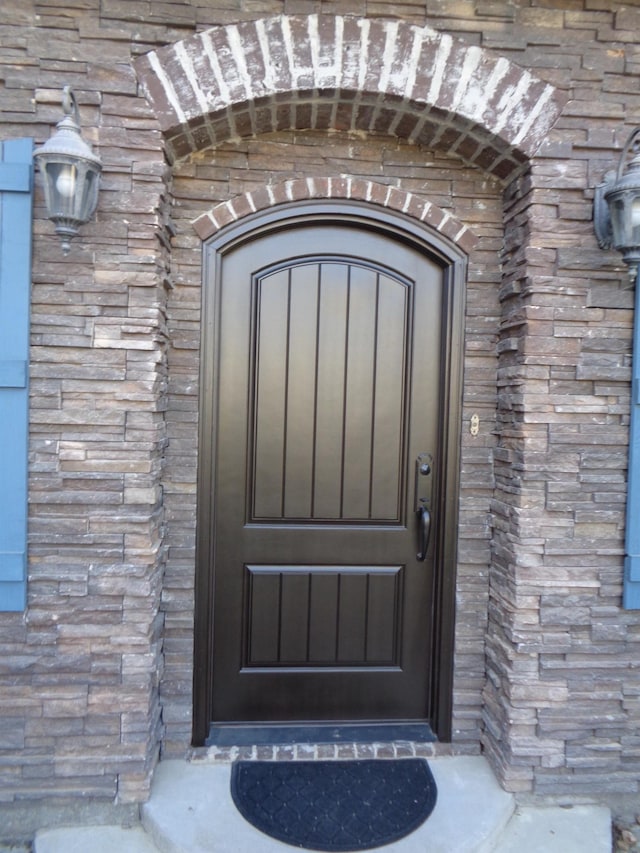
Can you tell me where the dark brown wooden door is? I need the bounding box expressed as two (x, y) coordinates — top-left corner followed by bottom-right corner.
(204, 220), (447, 726)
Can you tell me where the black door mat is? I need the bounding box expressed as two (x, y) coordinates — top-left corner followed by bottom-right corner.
(230, 758), (438, 851)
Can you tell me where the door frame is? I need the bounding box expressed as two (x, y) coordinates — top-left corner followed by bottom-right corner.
(193, 200), (467, 746)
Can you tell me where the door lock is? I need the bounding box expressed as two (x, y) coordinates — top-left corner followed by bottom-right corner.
(415, 453), (433, 561)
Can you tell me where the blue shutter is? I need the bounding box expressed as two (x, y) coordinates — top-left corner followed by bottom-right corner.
(0, 138), (33, 611)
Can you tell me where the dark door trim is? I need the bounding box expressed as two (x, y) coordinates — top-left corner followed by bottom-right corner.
(193, 200), (467, 746)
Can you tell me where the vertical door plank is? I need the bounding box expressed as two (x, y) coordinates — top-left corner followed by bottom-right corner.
(342, 266), (377, 519)
(307, 572), (340, 662)
(336, 572), (368, 662)
(365, 570), (401, 663)
(279, 572), (311, 662)
(253, 269), (289, 518)
(283, 264), (319, 519)
(313, 264), (349, 519)
(370, 275), (408, 520)
(247, 570), (281, 665)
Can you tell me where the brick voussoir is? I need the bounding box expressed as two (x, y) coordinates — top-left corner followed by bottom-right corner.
(234, 20), (270, 99)
(256, 16), (295, 94)
(435, 39), (484, 114)
(337, 16), (367, 92)
(208, 25), (254, 109)
(509, 82), (568, 155)
(358, 17), (395, 98)
(312, 14), (341, 91)
(386, 22), (424, 100)
(283, 16), (314, 91)
(135, 53), (183, 133)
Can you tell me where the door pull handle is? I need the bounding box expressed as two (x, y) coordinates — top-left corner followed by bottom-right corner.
(416, 504), (431, 561)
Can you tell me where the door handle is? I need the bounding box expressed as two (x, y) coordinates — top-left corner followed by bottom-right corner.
(416, 504), (431, 561)
(415, 452), (432, 561)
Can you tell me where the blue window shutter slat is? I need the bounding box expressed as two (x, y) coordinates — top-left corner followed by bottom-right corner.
(0, 163), (31, 193)
(0, 552), (26, 581)
(0, 138), (33, 612)
(0, 360), (28, 388)
(0, 582), (28, 611)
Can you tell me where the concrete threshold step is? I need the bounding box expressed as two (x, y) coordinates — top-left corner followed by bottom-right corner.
(34, 756), (612, 853)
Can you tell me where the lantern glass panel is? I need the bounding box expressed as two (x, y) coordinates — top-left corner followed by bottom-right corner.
(610, 197), (629, 249)
(78, 166), (100, 222)
(45, 161), (79, 218)
(627, 192), (640, 248)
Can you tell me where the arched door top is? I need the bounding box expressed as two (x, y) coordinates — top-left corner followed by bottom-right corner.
(192, 177), (478, 254)
(135, 14), (568, 180)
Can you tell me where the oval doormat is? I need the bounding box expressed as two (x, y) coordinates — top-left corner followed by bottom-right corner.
(230, 758), (438, 851)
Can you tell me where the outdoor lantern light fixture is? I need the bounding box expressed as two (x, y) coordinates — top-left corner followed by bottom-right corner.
(594, 126), (640, 282)
(33, 86), (102, 255)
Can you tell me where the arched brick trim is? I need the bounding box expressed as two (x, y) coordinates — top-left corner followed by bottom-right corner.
(192, 177), (478, 252)
(135, 14), (568, 181)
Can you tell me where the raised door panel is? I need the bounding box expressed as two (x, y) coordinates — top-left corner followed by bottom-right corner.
(251, 262), (408, 524)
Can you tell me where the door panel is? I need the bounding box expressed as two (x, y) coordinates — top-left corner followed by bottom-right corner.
(252, 262), (408, 523)
(244, 565), (402, 667)
(205, 222), (445, 725)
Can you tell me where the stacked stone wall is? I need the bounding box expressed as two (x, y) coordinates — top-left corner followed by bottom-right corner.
(484, 158), (639, 800)
(1, 0), (173, 820)
(0, 0), (638, 828)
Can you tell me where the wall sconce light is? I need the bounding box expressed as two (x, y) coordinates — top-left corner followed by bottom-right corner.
(594, 126), (640, 283)
(33, 86), (102, 255)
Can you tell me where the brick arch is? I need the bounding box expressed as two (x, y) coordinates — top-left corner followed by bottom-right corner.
(135, 14), (568, 181)
(192, 177), (477, 251)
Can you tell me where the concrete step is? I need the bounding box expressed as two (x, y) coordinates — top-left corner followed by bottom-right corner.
(33, 756), (612, 853)
(140, 756), (513, 853)
(492, 805), (613, 853)
(35, 825), (159, 853)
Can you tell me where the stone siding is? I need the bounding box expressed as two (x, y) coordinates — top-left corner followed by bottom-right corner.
(0, 0), (638, 830)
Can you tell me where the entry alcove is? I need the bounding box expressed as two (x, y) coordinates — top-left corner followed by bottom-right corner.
(159, 130), (504, 755)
